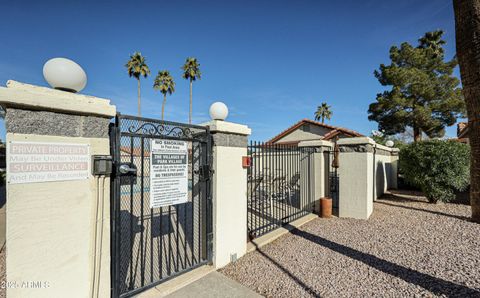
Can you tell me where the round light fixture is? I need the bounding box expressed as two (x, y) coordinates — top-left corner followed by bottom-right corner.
(209, 102), (229, 121)
(385, 140), (394, 147)
(43, 57), (87, 93)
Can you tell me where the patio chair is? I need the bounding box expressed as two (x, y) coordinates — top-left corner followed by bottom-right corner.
(247, 175), (267, 210)
(284, 173), (300, 206)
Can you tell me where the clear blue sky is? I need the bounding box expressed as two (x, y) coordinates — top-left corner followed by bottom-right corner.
(0, 0), (460, 141)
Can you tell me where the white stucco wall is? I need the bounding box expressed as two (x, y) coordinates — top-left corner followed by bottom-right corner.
(338, 151), (374, 219)
(0, 81), (115, 298)
(390, 153), (399, 189)
(374, 153), (391, 200)
(203, 120), (251, 269)
(212, 146), (248, 268)
(337, 138), (398, 220)
(373, 144), (400, 200)
(6, 133), (111, 298)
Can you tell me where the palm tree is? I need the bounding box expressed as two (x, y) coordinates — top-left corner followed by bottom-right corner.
(181, 57), (201, 124)
(153, 70), (176, 121)
(314, 102), (332, 123)
(125, 52), (150, 116)
(454, 0), (480, 223)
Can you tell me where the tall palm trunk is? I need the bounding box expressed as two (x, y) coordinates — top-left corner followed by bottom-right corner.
(189, 80), (193, 124)
(161, 94), (167, 121)
(137, 78), (141, 117)
(454, 0), (480, 222)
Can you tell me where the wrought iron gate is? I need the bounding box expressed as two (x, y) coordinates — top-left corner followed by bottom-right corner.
(110, 114), (213, 298)
(247, 142), (315, 239)
(327, 151), (340, 210)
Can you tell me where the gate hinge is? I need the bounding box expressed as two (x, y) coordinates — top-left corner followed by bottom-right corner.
(198, 164), (214, 181)
(207, 232), (214, 262)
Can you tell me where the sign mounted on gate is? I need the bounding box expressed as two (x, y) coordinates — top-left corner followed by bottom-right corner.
(150, 139), (189, 208)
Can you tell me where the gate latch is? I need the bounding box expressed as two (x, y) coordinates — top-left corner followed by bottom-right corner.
(116, 162), (137, 176)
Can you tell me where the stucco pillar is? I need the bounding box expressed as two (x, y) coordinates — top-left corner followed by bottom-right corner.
(390, 148), (400, 189)
(203, 120), (251, 268)
(298, 140), (333, 214)
(337, 137), (375, 220)
(372, 144), (400, 200)
(0, 81), (115, 298)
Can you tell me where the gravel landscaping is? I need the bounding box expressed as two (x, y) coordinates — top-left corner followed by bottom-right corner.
(221, 190), (480, 297)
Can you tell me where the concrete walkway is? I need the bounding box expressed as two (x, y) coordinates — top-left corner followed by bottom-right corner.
(165, 272), (261, 298)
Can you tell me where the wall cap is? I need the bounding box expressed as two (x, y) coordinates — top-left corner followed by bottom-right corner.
(201, 120), (251, 136)
(337, 137), (400, 153)
(298, 140), (333, 147)
(375, 143), (400, 152)
(337, 137), (375, 146)
(0, 80), (116, 118)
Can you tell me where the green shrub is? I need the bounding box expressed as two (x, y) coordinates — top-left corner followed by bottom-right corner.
(399, 140), (470, 203)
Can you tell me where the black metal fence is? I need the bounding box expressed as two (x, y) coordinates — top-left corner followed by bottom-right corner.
(326, 151), (340, 209)
(247, 142), (315, 239)
(110, 114), (213, 298)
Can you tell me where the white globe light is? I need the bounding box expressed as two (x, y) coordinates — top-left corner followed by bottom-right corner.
(385, 140), (394, 147)
(43, 58), (87, 93)
(209, 102), (228, 121)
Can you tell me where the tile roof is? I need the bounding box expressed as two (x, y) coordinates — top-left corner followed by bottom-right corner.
(267, 119), (363, 143)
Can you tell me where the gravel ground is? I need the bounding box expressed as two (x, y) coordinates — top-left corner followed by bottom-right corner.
(221, 190), (480, 297)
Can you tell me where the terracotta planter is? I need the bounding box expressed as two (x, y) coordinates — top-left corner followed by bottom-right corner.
(320, 197), (332, 218)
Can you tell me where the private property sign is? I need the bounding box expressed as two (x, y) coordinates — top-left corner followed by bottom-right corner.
(150, 139), (189, 208)
(7, 141), (90, 184)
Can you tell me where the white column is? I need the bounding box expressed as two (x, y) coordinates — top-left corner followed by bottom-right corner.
(336, 137), (399, 219)
(0, 81), (115, 298)
(203, 120), (251, 268)
(337, 137), (375, 220)
(298, 140), (333, 214)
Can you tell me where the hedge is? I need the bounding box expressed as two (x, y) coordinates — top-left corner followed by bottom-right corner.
(399, 140), (470, 203)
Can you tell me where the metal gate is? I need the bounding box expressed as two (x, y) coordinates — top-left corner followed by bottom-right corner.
(110, 114), (213, 298)
(327, 151), (340, 210)
(247, 142), (315, 239)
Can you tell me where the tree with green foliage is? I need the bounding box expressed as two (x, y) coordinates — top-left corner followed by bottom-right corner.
(370, 130), (407, 149)
(153, 70), (176, 121)
(418, 30), (446, 57)
(181, 57), (201, 124)
(400, 140), (470, 203)
(125, 52), (151, 116)
(314, 102), (332, 123)
(368, 30), (465, 142)
(370, 129), (388, 144)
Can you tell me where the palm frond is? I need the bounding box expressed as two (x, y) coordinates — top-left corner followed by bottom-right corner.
(181, 57), (201, 81)
(314, 102), (333, 122)
(125, 51), (150, 79)
(154, 70), (176, 96)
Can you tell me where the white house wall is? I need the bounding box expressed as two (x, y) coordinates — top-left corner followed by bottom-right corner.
(275, 125), (331, 143)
